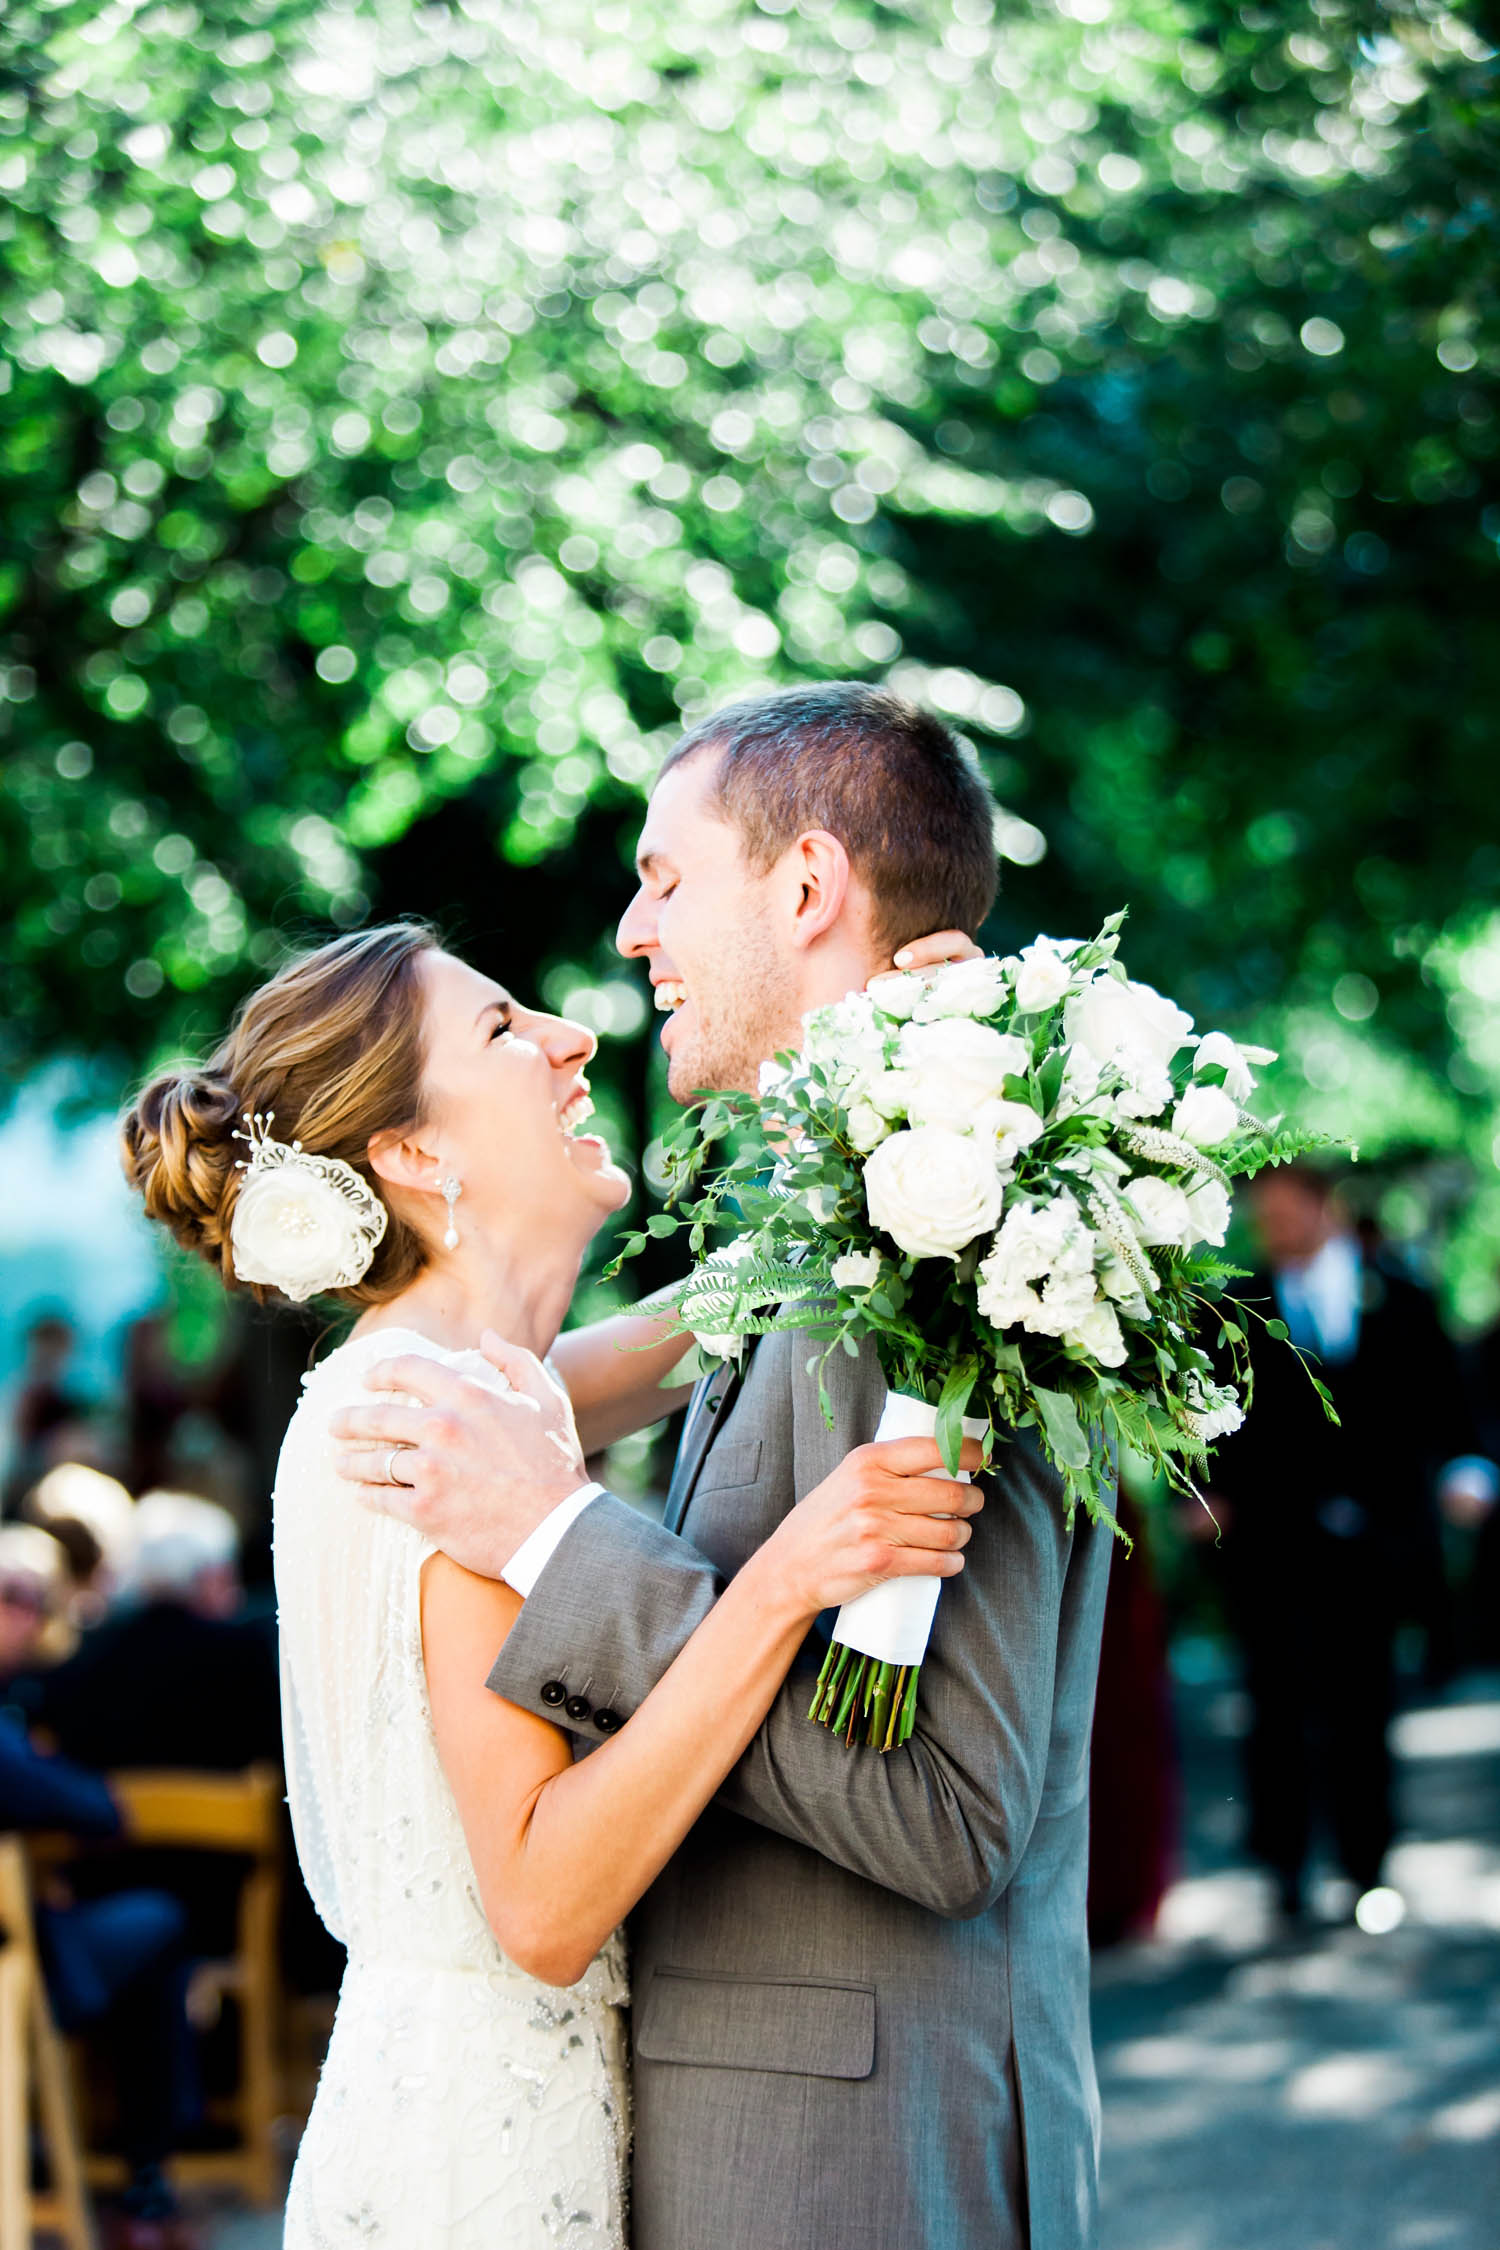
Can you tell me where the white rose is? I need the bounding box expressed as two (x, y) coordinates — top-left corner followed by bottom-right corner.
(910, 954), (1010, 1021)
(865, 969), (925, 1021)
(973, 1097), (1046, 1170)
(1172, 1083), (1240, 1148)
(1184, 1177), (1232, 1247)
(863, 1067), (920, 1121)
(1064, 1297), (1129, 1367)
(1065, 974), (1195, 1073)
(1013, 936), (1074, 1015)
(864, 1126), (1007, 1260)
(846, 1100), (892, 1153)
(899, 1018), (1031, 1130)
(1193, 1030), (1256, 1105)
(831, 1249), (883, 1289)
(1125, 1174), (1195, 1249)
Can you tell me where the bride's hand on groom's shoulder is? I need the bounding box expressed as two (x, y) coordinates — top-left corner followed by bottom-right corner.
(882, 929), (982, 977)
(329, 1337), (589, 1580)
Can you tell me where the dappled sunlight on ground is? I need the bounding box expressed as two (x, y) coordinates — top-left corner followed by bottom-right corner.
(1092, 1671), (1500, 2250)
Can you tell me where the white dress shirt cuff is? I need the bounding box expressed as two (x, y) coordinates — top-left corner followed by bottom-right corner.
(501, 1483), (605, 1598)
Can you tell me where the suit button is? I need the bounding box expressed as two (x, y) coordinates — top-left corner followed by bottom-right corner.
(540, 1680), (567, 1707)
(564, 1695), (592, 1723)
(594, 1707), (622, 1734)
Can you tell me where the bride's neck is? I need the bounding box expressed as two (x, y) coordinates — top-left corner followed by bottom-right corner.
(353, 1232), (582, 1362)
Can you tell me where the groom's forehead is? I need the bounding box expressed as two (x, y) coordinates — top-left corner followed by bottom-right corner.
(634, 752), (737, 871)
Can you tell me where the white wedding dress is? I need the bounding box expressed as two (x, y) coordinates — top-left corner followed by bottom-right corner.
(273, 1327), (630, 2249)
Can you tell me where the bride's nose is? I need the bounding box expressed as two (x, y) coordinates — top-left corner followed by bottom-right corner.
(541, 1012), (597, 1073)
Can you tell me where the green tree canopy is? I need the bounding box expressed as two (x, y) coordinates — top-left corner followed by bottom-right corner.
(3, 0), (1497, 1298)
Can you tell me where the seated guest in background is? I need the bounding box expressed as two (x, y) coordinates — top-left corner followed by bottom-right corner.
(25, 1462), (140, 1624)
(25, 1491), (279, 1776)
(0, 1523), (74, 1694)
(1204, 1163), (1487, 1926)
(0, 1713), (198, 2249)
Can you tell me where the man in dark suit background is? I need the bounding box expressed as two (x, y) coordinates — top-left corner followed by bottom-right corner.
(1205, 1164), (1488, 1923)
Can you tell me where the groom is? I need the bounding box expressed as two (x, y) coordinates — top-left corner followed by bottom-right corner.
(339, 684), (1110, 2250)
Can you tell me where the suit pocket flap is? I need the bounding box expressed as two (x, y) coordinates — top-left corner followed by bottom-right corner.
(693, 1438), (763, 1494)
(635, 1970), (875, 2080)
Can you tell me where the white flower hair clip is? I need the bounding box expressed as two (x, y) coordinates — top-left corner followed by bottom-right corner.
(229, 1112), (388, 1302)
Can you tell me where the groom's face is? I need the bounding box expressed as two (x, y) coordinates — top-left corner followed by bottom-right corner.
(618, 752), (802, 1101)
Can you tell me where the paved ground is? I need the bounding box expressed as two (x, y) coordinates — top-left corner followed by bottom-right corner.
(194, 1663), (1500, 2250)
(1093, 1660), (1500, 2250)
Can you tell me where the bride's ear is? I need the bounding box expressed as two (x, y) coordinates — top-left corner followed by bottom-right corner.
(367, 1126), (443, 1196)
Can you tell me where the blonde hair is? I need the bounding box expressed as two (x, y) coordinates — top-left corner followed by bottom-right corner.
(121, 922), (438, 1309)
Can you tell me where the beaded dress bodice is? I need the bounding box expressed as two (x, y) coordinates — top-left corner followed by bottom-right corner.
(274, 1327), (629, 2249)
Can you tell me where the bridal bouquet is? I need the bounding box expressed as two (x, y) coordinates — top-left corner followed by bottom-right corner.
(616, 915), (1336, 1749)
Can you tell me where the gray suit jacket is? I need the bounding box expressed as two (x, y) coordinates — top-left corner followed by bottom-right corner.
(488, 1331), (1111, 2250)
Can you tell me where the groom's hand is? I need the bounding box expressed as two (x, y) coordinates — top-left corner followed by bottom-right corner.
(329, 1335), (589, 1580)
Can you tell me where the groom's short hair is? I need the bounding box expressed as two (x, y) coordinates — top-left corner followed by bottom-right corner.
(661, 683), (999, 947)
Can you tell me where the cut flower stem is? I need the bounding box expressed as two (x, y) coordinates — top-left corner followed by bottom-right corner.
(810, 1640), (921, 1750)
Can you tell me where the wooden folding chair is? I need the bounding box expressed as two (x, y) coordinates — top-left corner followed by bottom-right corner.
(84, 1766), (284, 2210)
(0, 1834), (97, 2250)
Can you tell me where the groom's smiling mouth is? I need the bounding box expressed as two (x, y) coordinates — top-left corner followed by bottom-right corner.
(653, 979), (687, 1014)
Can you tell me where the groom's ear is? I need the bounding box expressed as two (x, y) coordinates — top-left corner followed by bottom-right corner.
(784, 827), (857, 950)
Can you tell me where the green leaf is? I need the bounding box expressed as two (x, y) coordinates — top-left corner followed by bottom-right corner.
(1264, 1317), (1290, 1342)
(936, 1359), (979, 1475)
(1033, 1386), (1092, 1472)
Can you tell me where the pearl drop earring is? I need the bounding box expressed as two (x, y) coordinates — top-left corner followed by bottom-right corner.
(441, 1175), (462, 1250)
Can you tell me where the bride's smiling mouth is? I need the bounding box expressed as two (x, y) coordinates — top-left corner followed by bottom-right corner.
(556, 1082), (596, 1137)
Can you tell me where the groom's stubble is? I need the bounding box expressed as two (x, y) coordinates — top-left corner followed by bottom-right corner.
(664, 891), (806, 1106)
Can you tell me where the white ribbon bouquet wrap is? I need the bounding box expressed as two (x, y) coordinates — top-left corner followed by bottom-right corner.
(615, 913), (1339, 1749)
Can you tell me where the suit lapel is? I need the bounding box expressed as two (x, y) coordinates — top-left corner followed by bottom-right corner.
(665, 1354), (746, 1534)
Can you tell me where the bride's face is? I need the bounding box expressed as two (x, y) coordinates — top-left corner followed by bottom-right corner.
(411, 950), (630, 1246)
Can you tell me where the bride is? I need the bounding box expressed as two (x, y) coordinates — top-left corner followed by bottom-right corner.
(120, 921), (977, 2249)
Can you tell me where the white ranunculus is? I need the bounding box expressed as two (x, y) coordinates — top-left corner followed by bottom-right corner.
(898, 1018), (1031, 1130)
(831, 1249), (883, 1289)
(1125, 1174), (1196, 1249)
(972, 1097), (1047, 1171)
(910, 953), (1011, 1021)
(1112, 1048), (1177, 1118)
(1193, 1030), (1256, 1105)
(864, 1127), (1007, 1260)
(1065, 973), (1195, 1074)
(1013, 936), (1074, 1015)
(1054, 1043), (1105, 1119)
(1034, 1265), (1101, 1338)
(1184, 1177), (1232, 1247)
(803, 992), (888, 1086)
(1064, 1296), (1129, 1367)
(1172, 1083), (1240, 1148)
(865, 969), (926, 1021)
(229, 1163), (386, 1302)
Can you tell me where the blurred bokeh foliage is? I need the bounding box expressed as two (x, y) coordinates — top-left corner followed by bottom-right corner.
(2, 0), (1497, 1308)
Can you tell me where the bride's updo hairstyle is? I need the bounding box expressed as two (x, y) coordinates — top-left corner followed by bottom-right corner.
(121, 922), (439, 1308)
